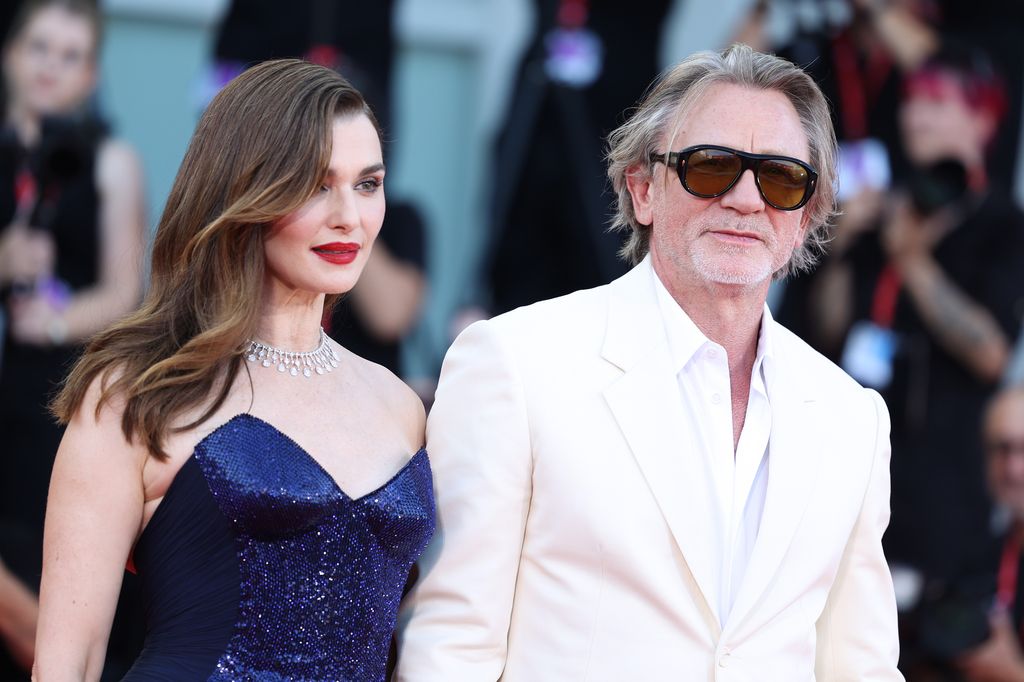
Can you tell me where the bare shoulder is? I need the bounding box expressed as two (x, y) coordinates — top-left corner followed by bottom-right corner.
(96, 138), (143, 188)
(335, 342), (426, 447)
(62, 367), (149, 474)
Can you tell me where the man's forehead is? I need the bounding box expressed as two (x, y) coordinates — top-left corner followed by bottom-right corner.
(660, 84), (810, 157)
(987, 391), (1024, 432)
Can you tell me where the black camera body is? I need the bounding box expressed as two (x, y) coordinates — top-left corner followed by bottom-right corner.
(907, 157), (970, 217)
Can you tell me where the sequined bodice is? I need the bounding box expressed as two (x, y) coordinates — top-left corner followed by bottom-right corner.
(126, 413), (434, 682)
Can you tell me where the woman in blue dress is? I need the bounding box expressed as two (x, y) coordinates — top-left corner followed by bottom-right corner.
(33, 58), (435, 681)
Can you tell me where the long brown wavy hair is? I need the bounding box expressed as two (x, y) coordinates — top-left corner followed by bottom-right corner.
(51, 59), (380, 459)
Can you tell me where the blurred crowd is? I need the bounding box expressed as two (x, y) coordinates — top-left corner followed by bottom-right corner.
(0, 0), (1023, 679)
(746, 1), (1024, 679)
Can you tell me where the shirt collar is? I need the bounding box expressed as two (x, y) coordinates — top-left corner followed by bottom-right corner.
(651, 265), (777, 389)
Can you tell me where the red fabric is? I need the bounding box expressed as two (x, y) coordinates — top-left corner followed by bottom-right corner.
(557, 0), (589, 29)
(832, 31), (893, 140)
(870, 265), (902, 328)
(996, 525), (1023, 613)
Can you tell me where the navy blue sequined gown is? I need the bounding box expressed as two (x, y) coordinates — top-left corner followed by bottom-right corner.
(124, 413), (434, 681)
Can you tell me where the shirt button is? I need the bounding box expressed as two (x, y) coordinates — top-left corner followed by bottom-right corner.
(711, 393), (722, 405)
(719, 652), (731, 668)
(707, 347), (718, 359)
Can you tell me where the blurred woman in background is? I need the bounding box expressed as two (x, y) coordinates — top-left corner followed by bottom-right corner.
(0, 0), (145, 677)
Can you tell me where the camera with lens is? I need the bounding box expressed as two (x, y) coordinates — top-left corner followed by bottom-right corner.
(916, 572), (995, 661)
(0, 114), (105, 301)
(906, 157), (970, 217)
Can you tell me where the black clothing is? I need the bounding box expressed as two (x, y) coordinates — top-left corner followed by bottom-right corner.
(0, 122), (100, 678)
(0, 122), (144, 678)
(911, 525), (1024, 676)
(0, 120), (100, 532)
(213, 0), (394, 130)
(485, 0), (671, 314)
(778, 26), (906, 169)
(837, 192), (1024, 580)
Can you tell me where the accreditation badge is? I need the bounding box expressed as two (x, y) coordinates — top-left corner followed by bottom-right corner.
(543, 27), (603, 88)
(841, 320), (899, 390)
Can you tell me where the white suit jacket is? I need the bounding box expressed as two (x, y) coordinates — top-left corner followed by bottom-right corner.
(396, 258), (902, 682)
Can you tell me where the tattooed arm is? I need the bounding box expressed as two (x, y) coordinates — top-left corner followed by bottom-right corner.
(883, 198), (1010, 383)
(895, 251), (1009, 382)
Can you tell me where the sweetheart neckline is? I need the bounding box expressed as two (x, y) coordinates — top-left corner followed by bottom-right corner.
(194, 412), (427, 504)
(135, 414), (427, 554)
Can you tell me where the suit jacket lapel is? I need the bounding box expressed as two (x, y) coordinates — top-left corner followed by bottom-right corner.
(725, 329), (822, 635)
(601, 260), (720, 624)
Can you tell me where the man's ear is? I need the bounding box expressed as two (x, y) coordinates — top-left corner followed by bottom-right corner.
(625, 164), (655, 226)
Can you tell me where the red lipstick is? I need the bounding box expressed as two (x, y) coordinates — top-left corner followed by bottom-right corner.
(312, 241), (359, 265)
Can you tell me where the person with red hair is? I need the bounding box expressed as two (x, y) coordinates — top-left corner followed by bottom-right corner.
(810, 44), (1024, 604)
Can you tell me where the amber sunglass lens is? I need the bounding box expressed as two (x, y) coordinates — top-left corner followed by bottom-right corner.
(685, 148), (743, 196)
(757, 159), (808, 209)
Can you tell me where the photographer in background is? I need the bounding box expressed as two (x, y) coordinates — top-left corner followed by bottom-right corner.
(735, 0), (1024, 198)
(955, 385), (1024, 682)
(808, 46), (1024, 606)
(914, 386), (1024, 681)
(0, 0), (145, 677)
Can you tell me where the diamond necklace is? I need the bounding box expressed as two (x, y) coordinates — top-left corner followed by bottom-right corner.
(245, 328), (339, 378)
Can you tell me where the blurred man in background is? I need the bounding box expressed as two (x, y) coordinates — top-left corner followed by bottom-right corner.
(912, 387), (1024, 680)
(957, 386), (1024, 681)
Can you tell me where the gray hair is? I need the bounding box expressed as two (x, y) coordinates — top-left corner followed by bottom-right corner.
(606, 43), (838, 278)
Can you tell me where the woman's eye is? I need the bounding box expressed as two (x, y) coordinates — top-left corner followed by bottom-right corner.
(357, 178), (383, 192)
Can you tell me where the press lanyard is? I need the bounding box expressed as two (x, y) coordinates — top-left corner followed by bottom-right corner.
(832, 30), (892, 140)
(869, 265), (901, 329)
(556, 0), (589, 29)
(996, 525), (1023, 614)
(544, 0), (601, 88)
(14, 166), (37, 223)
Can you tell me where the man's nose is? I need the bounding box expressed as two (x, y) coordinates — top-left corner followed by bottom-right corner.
(718, 169), (765, 213)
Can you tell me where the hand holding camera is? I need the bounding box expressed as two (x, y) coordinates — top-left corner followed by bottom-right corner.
(957, 611), (1024, 682)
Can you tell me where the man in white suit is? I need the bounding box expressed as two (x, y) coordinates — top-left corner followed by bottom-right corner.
(396, 44), (902, 681)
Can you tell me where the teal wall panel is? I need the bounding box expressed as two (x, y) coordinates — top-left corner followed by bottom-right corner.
(390, 47), (486, 379)
(98, 13), (213, 233)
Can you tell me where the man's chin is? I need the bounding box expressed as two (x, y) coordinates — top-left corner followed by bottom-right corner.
(692, 255), (773, 287)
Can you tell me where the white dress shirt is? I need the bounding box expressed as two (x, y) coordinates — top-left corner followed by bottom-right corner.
(653, 269), (775, 626)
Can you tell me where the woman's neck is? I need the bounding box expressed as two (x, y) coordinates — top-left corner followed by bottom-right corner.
(256, 292), (327, 351)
